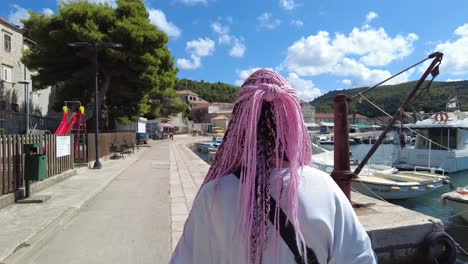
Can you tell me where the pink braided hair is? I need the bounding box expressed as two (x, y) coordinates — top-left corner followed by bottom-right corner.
(204, 69), (312, 263)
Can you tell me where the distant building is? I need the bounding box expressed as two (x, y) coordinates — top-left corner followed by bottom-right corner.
(315, 113), (370, 125)
(300, 100), (316, 123)
(191, 103), (211, 123)
(373, 112), (419, 126)
(177, 90), (209, 108)
(211, 114), (229, 130)
(177, 89), (235, 132)
(1, 17), (27, 113)
(208, 102), (234, 119)
(0, 17), (59, 134)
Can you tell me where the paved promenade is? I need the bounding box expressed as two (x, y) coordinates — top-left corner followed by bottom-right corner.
(169, 135), (211, 251)
(0, 135), (209, 263)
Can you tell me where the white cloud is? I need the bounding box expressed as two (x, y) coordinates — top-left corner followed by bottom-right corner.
(8, 4), (29, 27)
(286, 73), (322, 101)
(257, 13), (281, 30)
(279, 0), (298, 10)
(333, 28), (418, 66)
(235, 67), (273, 86)
(342, 79), (352, 86)
(177, 55), (201, 70)
(283, 27), (418, 85)
(186, 38), (215, 56)
(455, 24), (468, 36)
(211, 21), (246, 58)
(229, 39), (246, 57)
(433, 24), (468, 75)
(148, 9), (181, 38)
(447, 78), (462, 82)
(365, 11), (378, 23)
(284, 31), (342, 76)
(175, 0), (208, 5)
(290, 20), (304, 27)
(177, 38), (215, 70)
(211, 22), (231, 44)
(42, 8), (54, 16)
(58, 0), (117, 7)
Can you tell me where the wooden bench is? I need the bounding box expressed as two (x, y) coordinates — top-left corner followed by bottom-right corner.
(111, 143), (125, 159)
(121, 142), (135, 155)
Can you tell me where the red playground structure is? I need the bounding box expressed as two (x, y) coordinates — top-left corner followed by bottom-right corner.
(55, 102), (87, 163)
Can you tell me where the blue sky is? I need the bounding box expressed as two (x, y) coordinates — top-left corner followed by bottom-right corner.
(2, 0), (468, 101)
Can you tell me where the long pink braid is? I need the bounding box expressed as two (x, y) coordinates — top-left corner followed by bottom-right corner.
(204, 69), (312, 263)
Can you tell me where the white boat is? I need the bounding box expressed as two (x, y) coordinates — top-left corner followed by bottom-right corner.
(440, 187), (468, 222)
(196, 141), (221, 153)
(312, 144), (450, 200)
(352, 169), (449, 200)
(394, 110), (468, 173)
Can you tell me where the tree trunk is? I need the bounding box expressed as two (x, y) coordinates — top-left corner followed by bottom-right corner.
(99, 73), (111, 107)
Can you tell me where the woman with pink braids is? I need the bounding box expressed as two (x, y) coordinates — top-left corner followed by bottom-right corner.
(170, 69), (376, 264)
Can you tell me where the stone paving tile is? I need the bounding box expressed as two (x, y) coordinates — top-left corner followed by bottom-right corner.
(171, 221), (185, 232)
(171, 214), (188, 222)
(169, 135), (211, 252)
(171, 202), (189, 215)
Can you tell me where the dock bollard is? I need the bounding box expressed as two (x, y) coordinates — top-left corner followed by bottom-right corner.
(331, 94), (354, 202)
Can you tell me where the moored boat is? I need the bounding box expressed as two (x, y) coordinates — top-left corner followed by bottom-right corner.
(440, 187), (468, 222)
(197, 141), (221, 153)
(395, 110), (468, 173)
(312, 144), (451, 200)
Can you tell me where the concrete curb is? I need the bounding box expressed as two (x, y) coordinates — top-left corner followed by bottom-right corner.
(1, 145), (154, 263)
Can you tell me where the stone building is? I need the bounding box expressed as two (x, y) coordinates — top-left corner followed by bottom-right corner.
(300, 100), (316, 123)
(0, 17), (60, 134)
(1, 17), (25, 113)
(177, 90), (209, 109)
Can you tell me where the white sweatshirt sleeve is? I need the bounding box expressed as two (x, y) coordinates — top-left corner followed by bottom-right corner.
(327, 180), (377, 264)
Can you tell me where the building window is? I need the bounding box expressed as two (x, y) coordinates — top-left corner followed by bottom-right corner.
(4, 34), (11, 52)
(2, 65), (12, 82)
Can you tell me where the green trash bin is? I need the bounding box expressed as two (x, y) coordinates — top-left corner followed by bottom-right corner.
(24, 144), (48, 181)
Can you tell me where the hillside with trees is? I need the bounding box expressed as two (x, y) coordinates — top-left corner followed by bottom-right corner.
(311, 80), (468, 118)
(175, 79), (240, 103)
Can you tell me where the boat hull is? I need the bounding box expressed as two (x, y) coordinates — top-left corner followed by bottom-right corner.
(446, 197), (468, 222)
(351, 180), (444, 200)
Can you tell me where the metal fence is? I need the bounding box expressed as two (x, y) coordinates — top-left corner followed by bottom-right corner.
(0, 111), (61, 135)
(0, 134), (74, 195)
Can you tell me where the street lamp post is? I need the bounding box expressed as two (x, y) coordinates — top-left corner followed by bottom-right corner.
(18, 80), (30, 134)
(68, 42), (123, 169)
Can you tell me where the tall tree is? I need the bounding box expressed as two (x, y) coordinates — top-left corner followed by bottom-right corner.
(22, 0), (183, 125)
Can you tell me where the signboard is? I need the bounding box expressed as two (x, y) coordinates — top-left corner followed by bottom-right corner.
(56, 136), (71, 157)
(138, 122), (146, 133)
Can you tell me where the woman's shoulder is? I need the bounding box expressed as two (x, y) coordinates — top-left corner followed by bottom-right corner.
(198, 174), (240, 200)
(297, 166), (344, 199)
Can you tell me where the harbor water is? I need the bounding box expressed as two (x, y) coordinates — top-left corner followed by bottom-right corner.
(321, 143), (468, 260)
